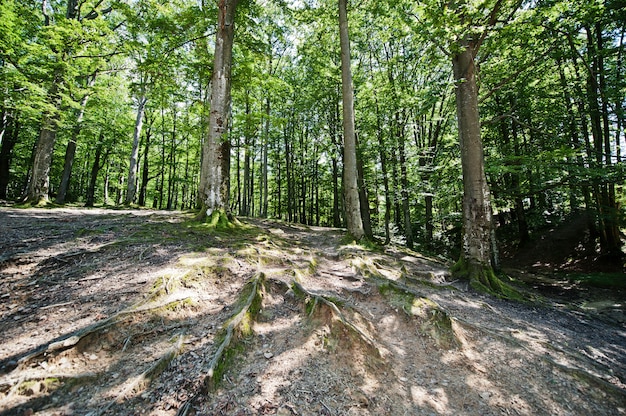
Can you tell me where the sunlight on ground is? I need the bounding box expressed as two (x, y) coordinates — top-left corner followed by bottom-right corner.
(410, 385), (450, 414)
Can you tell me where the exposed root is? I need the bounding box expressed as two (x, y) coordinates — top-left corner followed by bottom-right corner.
(95, 334), (185, 416)
(10, 297), (193, 369)
(175, 273), (266, 415)
(376, 279), (459, 349)
(203, 272), (265, 390)
(290, 279), (382, 357)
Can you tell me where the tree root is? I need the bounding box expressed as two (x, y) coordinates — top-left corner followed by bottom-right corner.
(203, 272), (265, 390)
(94, 333), (185, 416)
(289, 279), (382, 357)
(375, 278), (460, 349)
(9, 297), (193, 370)
(176, 273), (265, 416)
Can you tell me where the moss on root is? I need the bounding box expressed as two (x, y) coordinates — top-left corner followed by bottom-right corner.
(451, 257), (523, 300)
(204, 273), (265, 391)
(196, 208), (241, 230)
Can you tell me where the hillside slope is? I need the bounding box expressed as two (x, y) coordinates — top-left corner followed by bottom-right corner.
(0, 208), (624, 415)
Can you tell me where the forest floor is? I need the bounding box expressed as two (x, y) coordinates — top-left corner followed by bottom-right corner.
(0, 207), (625, 416)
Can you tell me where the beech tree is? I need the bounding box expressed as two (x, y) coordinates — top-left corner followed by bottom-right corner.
(198, 0), (239, 222)
(338, 0), (364, 240)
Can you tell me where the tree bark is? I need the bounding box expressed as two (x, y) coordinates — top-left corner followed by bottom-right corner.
(451, 39), (498, 288)
(56, 75), (95, 204)
(26, 77), (62, 204)
(0, 115), (19, 200)
(125, 93), (147, 205)
(138, 117), (153, 206)
(396, 113), (413, 248)
(85, 132), (105, 207)
(198, 0), (239, 221)
(338, 0), (364, 240)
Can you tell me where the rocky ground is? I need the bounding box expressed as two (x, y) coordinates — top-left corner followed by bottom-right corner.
(0, 207), (624, 416)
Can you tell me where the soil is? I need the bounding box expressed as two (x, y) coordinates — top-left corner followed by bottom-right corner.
(0, 207), (625, 416)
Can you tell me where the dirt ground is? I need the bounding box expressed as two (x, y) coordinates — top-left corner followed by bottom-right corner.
(0, 207), (625, 416)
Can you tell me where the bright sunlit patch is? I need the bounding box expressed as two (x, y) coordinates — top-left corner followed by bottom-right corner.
(411, 385), (450, 413)
(178, 255), (214, 267)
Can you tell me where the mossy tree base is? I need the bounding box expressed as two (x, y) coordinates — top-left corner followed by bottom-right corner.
(451, 257), (523, 300)
(196, 208), (240, 229)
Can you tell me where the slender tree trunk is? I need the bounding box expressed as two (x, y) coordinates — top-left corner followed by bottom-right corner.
(103, 161), (110, 205)
(338, 0), (363, 239)
(595, 24), (622, 257)
(451, 39), (499, 289)
(158, 113), (166, 210)
(242, 91), (251, 216)
(356, 134), (373, 238)
(285, 119), (293, 222)
(396, 113), (413, 248)
(198, 0), (239, 221)
(138, 120), (152, 206)
(262, 95), (270, 217)
(86, 132), (105, 207)
(374, 100), (391, 244)
(0, 115), (18, 199)
(330, 103), (342, 228)
(56, 75), (96, 204)
(125, 93), (147, 205)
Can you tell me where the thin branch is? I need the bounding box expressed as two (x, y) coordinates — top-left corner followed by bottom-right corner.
(479, 44), (557, 104)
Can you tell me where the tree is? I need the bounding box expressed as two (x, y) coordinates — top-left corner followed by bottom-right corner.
(338, 0), (364, 240)
(23, 0), (115, 204)
(198, 0), (239, 222)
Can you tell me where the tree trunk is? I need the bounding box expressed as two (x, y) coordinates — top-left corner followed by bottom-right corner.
(262, 95), (270, 217)
(397, 113), (413, 248)
(138, 120), (152, 206)
(125, 94), (147, 205)
(86, 132), (105, 207)
(338, 0), (364, 240)
(0, 115), (19, 200)
(330, 103), (342, 228)
(198, 0), (239, 221)
(356, 138), (373, 238)
(451, 39), (498, 290)
(595, 23), (622, 257)
(26, 76), (62, 204)
(56, 75), (95, 204)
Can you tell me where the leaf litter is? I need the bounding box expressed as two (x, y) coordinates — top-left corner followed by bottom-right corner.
(0, 207), (624, 416)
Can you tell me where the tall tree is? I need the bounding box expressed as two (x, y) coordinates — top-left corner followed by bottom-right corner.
(437, 0), (521, 292)
(338, 0), (364, 240)
(198, 0), (239, 221)
(24, 0), (114, 204)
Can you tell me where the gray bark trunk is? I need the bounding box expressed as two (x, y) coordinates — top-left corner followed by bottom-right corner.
(453, 40), (494, 268)
(26, 76), (62, 204)
(125, 94), (147, 205)
(338, 0), (364, 239)
(56, 86), (92, 204)
(198, 0), (239, 219)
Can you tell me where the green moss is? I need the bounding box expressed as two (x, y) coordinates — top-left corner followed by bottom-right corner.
(379, 282), (458, 349)
(206, 274), (265, 391)
(451, 257), (524, 301)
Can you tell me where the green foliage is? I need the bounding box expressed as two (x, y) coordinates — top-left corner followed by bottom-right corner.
(0, 0), (622, 265)
(564, 273), (626, 290)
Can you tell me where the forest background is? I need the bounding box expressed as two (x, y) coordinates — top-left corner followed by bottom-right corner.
(0, 0), (624, 272)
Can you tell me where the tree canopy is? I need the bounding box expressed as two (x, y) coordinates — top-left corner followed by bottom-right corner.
(1, 0), (624, 276)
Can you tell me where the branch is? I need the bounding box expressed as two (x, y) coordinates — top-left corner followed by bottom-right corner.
(163, 32), (217, 60)
(479, 44), (557, 104)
